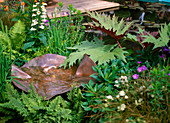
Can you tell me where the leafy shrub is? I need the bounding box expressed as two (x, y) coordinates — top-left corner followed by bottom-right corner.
(81, 60), (170, 122)
(0, 83), (73, 122)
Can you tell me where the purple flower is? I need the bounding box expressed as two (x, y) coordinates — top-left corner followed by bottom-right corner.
(168, 73), (170, 76)
(44, 20), (49, 23)
(133, 74), (139, 79)
(142, 65), (147, 70)
(162, 46), (169, 52)
(160, 54), (164, 58)
(45, 23), (49, 26)
(161, 69), (165, 72)
(57, 20), (60, 23)
(61, 12), (65, 15)
(137, 61), (142, 64)
(67, 20), (70, 23)
(137, 67), (143, 72)
(66, 12), (70, 16)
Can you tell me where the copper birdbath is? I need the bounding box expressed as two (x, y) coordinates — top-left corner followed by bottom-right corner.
(11, 54), (96, 100)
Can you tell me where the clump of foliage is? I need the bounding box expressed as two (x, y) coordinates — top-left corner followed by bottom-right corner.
(81, 59), (170, 122)
(0, 43), (12, 103)
(0, 20), (26, 59)
(46, 2), (85, 56)
(0, 83), (73, 122)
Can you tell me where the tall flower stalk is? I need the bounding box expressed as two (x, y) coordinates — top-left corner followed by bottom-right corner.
(30, 0), (47, 32)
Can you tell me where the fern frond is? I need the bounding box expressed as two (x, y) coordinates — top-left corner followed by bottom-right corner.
(9, 20), (26, 50)
(0, 31), (11, 48)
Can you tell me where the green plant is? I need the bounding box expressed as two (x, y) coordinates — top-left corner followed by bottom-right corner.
(0, 20), (26, 59)
(66, 85), (85, 122)
(62, 37), (128, 68)
(0, 43), (12, 103)
(80, 58), (169, 122)
(0, 83), (73, 122)
(46, 3), (85, 56)
(86, 11), (133, 48)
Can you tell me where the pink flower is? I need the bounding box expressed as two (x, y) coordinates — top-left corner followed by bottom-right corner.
(142, 65), (147, 70)
(137, 61), (142, 64)
(133, 74), (139, 79)
(137, 67), (143, 72)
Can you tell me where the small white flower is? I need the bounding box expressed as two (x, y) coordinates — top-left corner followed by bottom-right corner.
(115, 80), (118, 83)
(41, 19), (46, 22)
(151, 94), (154, 98)
(42, 12), (46, 15)
(126, 119), (129, 122)
(33, 4), (37, 7)
(32, 13), (36, 17)
(42, 8), (47, 12)
(37, 11), (41, 15)
(32, 19), (36, 22)
(33, 21), (38, 25)
(31, 23), (35, 26)
(41, 15), (46, 18)
(32, 9), (37, 11)
(120, 104), (126, 111)
(116, 95), (120, 98)
(119, 90), (125, 96)
(36, 2), (39, 5)
(114, 84), (119, 87)
(42, 2), (47, 6)
(125, 95), (128, 99)
(106, 95), (113, 100)
(39, 25), (45, 29)
(30, 27), (36, 31)
(41, 6), (45, 9)
(121, 76), (127, 80)
(138, 98), (143, 103)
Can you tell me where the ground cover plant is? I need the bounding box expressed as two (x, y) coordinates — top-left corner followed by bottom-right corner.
(0, 0), (169, 123)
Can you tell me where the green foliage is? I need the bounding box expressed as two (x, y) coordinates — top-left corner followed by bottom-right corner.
(0, 43), (12, 103)
(67, 85), (85, 122)
(46, 3), (85, 56)
(0, 20), (26, 51)
(10, 20), (26, 50)
(62, 37), (127, 68)
(81, 59), (170, 122)
(0, 83), (73, 122)
(87, 11), (132, 36)
(141, 23), (169, 49)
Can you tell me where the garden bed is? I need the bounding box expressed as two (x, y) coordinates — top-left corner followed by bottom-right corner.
(0, 0), (169, 123)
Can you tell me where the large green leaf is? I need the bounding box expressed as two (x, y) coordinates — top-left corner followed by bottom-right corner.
(142, 23), (169, 49)
(62, 38), (127, 68)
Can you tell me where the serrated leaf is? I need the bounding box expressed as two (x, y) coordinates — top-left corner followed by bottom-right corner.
(142, 24), (169, 49)
(62, 38), (127, 68)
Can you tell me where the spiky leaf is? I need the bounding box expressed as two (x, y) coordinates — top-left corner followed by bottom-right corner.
(141, 23), (169, 49)
(86, 11), (132, 41)
(62, 38), (127, 68)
